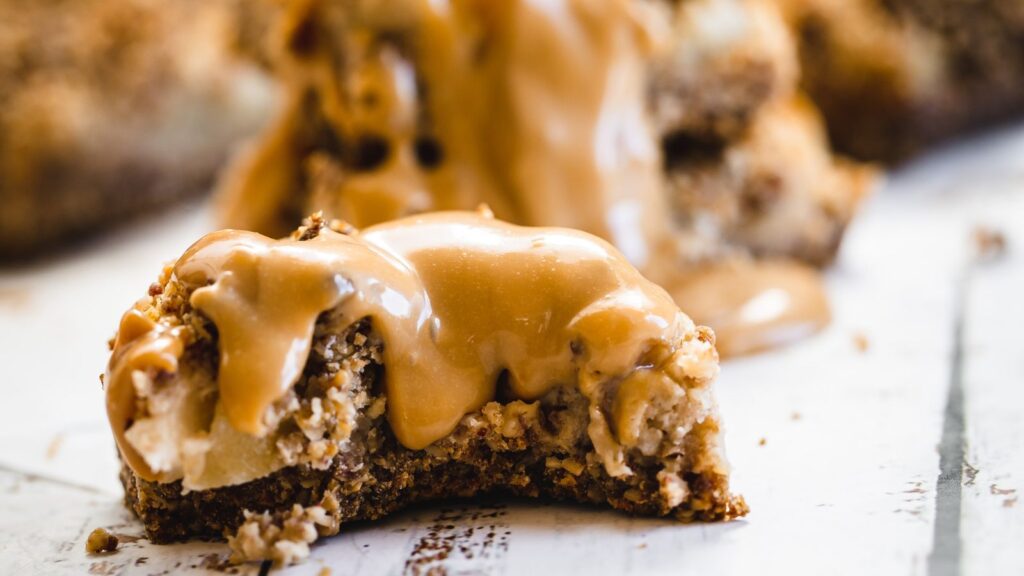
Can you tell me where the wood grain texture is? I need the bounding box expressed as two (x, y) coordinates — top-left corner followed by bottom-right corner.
(959, 185), (1024, 575)
(1, 124), (1023, 575)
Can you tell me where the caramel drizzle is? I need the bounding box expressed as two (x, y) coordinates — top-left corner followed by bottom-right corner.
(106, 308), (186, 483)
(668, 260), (830, 358)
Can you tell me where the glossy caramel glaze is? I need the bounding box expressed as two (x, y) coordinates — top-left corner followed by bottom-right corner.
(106, 308), (187, 483)
(668, 259), (830, 357)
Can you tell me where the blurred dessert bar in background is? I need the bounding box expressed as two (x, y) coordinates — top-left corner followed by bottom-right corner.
(0, 0), (276, 259)
(217, 0), (872, 276)
(778, 0), (1024, 161)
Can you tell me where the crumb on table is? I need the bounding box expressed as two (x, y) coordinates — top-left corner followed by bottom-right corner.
(973, 226), (1007, 259)
(852, 332), (870, 353)
(86, 528), (119, 554)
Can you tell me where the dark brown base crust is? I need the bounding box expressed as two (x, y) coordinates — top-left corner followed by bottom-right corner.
(121, 409), (745, 541)
(121, 399), (746, 544)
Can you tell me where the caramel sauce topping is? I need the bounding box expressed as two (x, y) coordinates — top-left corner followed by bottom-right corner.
(108, 212), (694, 475)
(668, 260), (830, 358)
(106, 308), (186, 483)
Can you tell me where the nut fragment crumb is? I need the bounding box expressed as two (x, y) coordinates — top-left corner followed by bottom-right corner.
(758, 438), (767, 446)
(973, 226), (1007, 259)
(318, 567), (333, 576)
(990, 484), (1016, 496)
(45, 432), (65, 460)
(790, 411), (802, 421)
(852, 332), (870, 353)
(85, 528), (119, 554)
(963, 461), (979, 486)
(228, 495), (340, 567)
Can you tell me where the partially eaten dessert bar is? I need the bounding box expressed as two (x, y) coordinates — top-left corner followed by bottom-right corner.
(106, 212), (747, 565)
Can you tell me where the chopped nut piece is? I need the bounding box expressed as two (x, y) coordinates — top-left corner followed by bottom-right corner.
(852, 332), (870, 353)
(228, 499), (339, 567)
(973, 226), (1008, 260)
(85, 528), (119, 554)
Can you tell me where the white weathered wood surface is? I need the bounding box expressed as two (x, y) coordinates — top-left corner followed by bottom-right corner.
(1, 124), (1022, 575)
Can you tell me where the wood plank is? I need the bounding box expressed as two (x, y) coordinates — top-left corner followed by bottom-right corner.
(1, 124), (1022, 574)
(959, 184), (1024, 574)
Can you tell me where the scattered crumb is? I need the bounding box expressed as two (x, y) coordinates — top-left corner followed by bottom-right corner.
(852, 332), (870, 353)
(963, 462), (979, 486)
(973, 226), (1007, 259)
(1004, 497), (1018, 508)
(0, 286), (31, 308)
(86, 528), (119, 554)
(476, 203), (495, 219)
(228, 495), (340, 567)
(904, 482), (926, 495)
(990, 484), (1016, 496)
(318, 567), (333, 576)
(194, 549), (229, 565)
(758, 438), (767, 446)
(328, 219), (357, 236)
(636, 543), (647, 550)
(790, 411), (802, 421)
(46, 432), (66, 460)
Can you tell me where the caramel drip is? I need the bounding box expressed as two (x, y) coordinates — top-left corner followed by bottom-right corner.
(667, 260), (830, 358)
(167, 211), (688, 450)
(413, 0), (676, 271)
(106, 308), (186, 482)
(176, 231), (352, 435)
